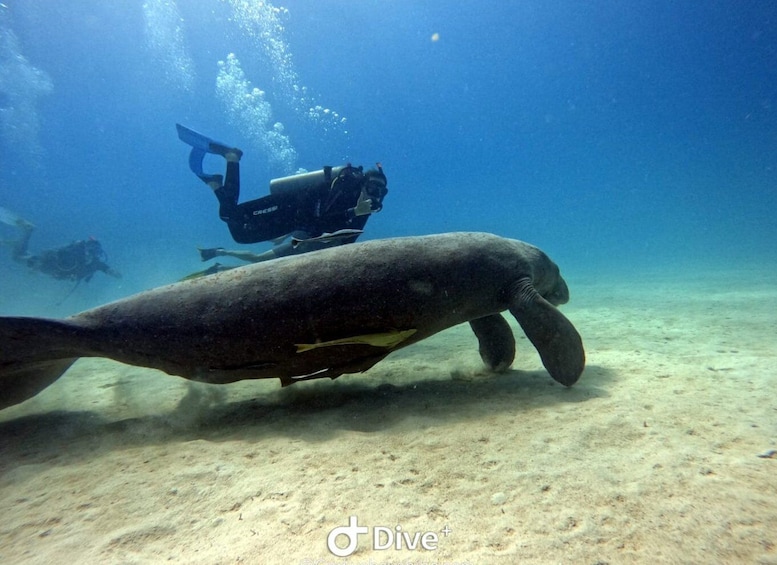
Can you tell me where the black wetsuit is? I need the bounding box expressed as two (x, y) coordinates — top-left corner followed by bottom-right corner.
(214, 162), (387, 245)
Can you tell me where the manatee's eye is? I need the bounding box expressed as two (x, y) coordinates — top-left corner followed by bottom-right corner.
(546, 277), (570, 306)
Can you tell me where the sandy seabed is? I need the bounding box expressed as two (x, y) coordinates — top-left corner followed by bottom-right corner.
(1, 267), (776, 565)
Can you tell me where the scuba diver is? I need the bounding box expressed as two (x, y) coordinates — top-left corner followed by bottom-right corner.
(182, 229), (367, 279)
(1, 207), (121, 284)
(176, 123), (388, 267)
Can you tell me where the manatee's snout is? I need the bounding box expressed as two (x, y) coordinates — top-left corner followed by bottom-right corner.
(545, 276), (569, 306)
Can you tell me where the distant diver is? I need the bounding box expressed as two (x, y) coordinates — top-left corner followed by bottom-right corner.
(176, 123), (388, 267)
(1, 207), (121, 284)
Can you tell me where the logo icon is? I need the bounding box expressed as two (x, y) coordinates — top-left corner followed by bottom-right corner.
(326, 515), (368, 557)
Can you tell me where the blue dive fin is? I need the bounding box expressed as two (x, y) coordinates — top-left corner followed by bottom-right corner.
(176, 123), (232, 184)
(0, 206), (21, 227)
(176, 123), (234, 155)
(187, 147), (208, 180)
(176, 123), (213, 151)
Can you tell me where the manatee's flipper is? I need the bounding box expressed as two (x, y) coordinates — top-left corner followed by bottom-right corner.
(469, 314), (515, 371)
(508, 277), (585, 386)
(0, 316), (87, 409)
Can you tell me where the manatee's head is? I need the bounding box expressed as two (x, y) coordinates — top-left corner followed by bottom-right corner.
(503, 238), (584, 387)
(516, 243), (570, 306)
(544, 273), (569, 306)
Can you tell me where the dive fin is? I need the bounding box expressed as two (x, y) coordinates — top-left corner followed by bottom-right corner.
(0, 206), (34, 230)
(175, 123), (234, 184)
(0, 206), (21, 227)
(508, 278), (585, 386)
(176, 123), (224, 152)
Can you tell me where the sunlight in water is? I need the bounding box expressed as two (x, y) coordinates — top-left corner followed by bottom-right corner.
(141, 0), (195, 91)
(225, 0), (348, 135)
(0, 9), (53, 164)
(216, 53), (298, 173)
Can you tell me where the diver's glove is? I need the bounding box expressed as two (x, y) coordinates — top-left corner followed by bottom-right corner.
(352, 191), (375, 217)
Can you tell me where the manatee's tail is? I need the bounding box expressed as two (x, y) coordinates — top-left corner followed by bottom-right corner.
(509, 278), (585, 386)
(0, 316), (86, 410)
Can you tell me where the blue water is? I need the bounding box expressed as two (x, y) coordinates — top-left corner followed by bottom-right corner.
(1, 0), (776, 316)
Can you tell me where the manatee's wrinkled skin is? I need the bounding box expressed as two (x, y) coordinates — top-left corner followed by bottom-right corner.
(0, 232), (585, 410)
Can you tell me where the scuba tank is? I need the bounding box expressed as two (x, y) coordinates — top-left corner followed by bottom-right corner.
(269, 166), (346, 195)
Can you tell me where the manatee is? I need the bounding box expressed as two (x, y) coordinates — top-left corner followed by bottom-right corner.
(0, 232), (585, 410)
